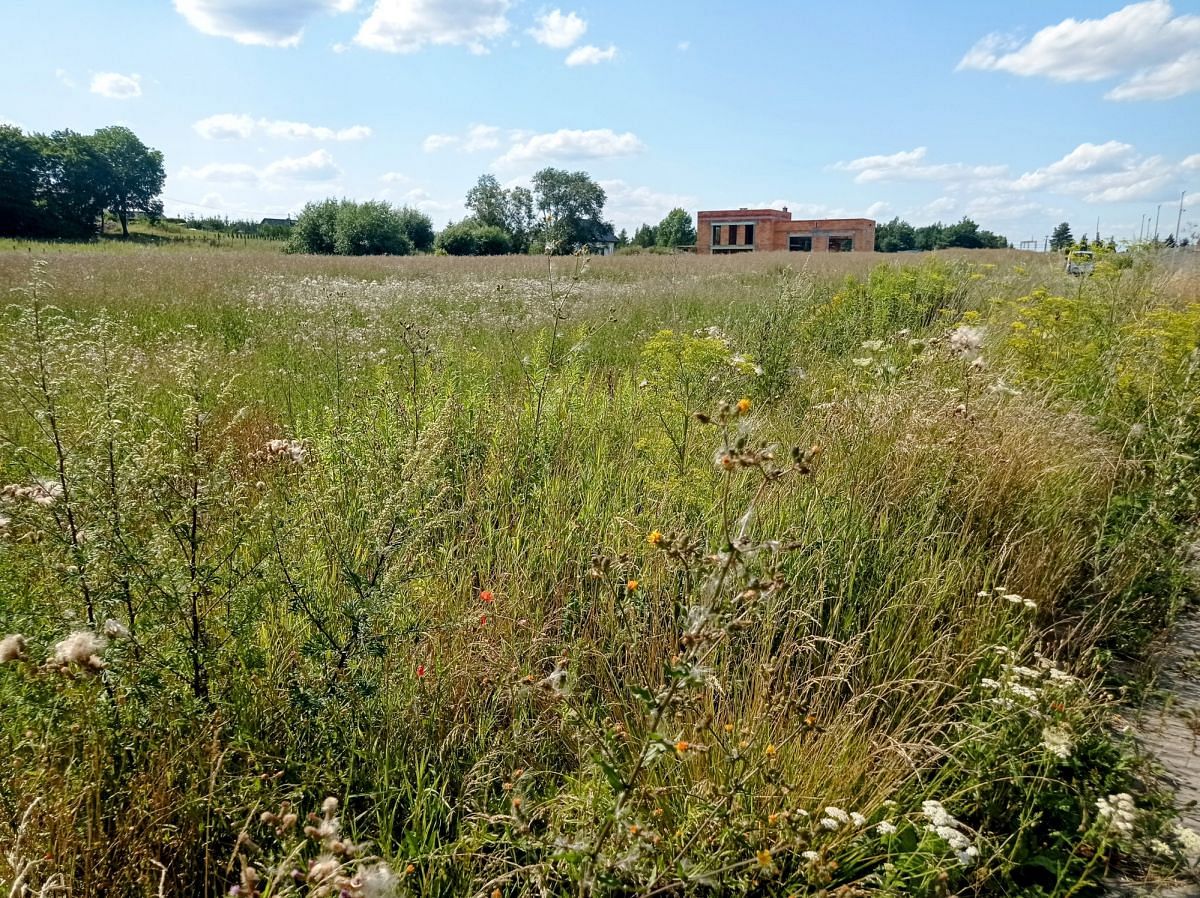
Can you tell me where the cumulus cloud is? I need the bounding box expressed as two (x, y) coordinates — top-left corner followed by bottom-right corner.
(379, 171), (411, 183)
(354, 0), (511, 54)
(529, 9), (586, 48)
(958, 1), (1200, 101)
(598, 179), (697, 231)
(173, 0), (357, 47)
(495, 128), (645, 166)
(1007, 142), (1181, 203)
(180, 149), (341, 186)
(419, 124), (500, 152)
(834, 147), (1007, 184)
(565, 44), (616, 66)
(90, 72), (142, 99)
(194, 113), (371, 141)
(55, 68), (76, 89)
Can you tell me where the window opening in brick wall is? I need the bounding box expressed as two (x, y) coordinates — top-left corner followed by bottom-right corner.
(728, 224), (739, 245)
(828, 236), (853, 252)
(788, 235), (812, 252)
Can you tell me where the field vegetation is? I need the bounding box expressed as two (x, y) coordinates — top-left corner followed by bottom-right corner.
(0, 246), (1198, 897)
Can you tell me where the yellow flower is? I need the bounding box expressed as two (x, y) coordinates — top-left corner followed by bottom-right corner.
(627, 579), (639, 591)
(765, 743), (777, 757)
(736, 397), (752, 414)
(756, 848), (773, 870)
(675, 740), (689, 754)
(647, 529), (663, 546)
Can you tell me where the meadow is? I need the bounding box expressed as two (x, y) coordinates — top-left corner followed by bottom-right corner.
(1, 244), (1198, 897)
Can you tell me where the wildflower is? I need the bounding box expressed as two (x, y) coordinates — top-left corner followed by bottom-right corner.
(948, 324), (985, 358)
(1129, 423), (1146, 440)
(851, 357), (873, 367)
(802, 850), (819, 861)
(53, 630), (107, 670)
(850, 812), (867, 827)
(1041, 725), (1073, 760)
(416, 664), (426, 678)
(307, 854), (340, 885)
(626, 579), (639, 591)
(480, 614), (488, 626)
(875, 820), (897, 835)
(356, 862), (399, 898)
(921, 800), (961, 829)
(675, 740), (689, 754)
(1, 634), (27, 664)
(1175, 825), (1200, 858)
(102, 618), (131, 640)
(1150, 839), (1173, 856)
(755, 848), (773, 871)
(765, 743), (776, 757)
(647, 529), (663, 546)
(956, 845), (979, 867)
(861, 340), (885, 352)
(736, 398), (752, 415)
(820, 816), (842, 830)
(404, 864), (415, 875)
(480, 590), (494, 603)
(1096, 793), (1137, 836)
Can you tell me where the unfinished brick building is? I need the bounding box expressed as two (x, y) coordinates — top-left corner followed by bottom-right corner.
(697, 208), (876, 254)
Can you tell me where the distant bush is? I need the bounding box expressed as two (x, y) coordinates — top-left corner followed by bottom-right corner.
(286, 199), (432, 256)
(435, 219), (512, 256)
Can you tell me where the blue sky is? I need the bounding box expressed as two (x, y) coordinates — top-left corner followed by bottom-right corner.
(3, 0), (1198, 243)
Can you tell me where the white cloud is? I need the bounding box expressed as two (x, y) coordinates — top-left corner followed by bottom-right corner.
(422, 133), (459, 152)
(864, 201), (890, 219)
(565, 44), (616, 66)
(529, 9), (586, 48)
(495, 128), (645, 166)
(354, 0), (511, 54)
(55, 68), (76, 89)
(1007, 142), (1181, 203)
(1106, 49), (1200, 101)
(834, 147), (1006, 184)
(422, 123), (504, 152)
(90, 72), (142, 99)
(677, 40), (690, 52)
(174, 0), (356, 47)
(463, 123), (501, 151)
(193, 113), (255, 139)
(380, 171), (411, 183)
(958, 1), (1200, 101)
(180, 149), (341, 186)
(194, 114), (371, 141)
(1182, 154), (1200, 171)
(598, 179), (697, 231)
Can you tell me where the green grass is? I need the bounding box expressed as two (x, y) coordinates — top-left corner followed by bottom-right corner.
(0, 247), (1197, 897)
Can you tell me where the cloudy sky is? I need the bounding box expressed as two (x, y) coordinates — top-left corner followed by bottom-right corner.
(4, 0), (1198, 242)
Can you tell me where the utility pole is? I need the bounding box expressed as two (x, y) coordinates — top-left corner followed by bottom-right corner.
(1177, 191), (1187, 243)
(1139, 215), (1145, 241)
(1155, 203), (1162, 240)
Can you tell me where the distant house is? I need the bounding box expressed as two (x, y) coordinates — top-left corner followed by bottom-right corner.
(698, 208), (876, 254)
(585, 227), (618, 256)
(259, 217), (295, 229)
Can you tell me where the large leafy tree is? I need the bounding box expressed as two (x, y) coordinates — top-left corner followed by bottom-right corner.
(37, 130), (111, 237)
(656, 208), (696, 248)
(632, 223), (657, 248)
(90, 126), (165, 237)
(874, 217), (916, 252)
(464, 174), (535, 253)
(531, 167), (609, 252)
(0, 126), (43, 236)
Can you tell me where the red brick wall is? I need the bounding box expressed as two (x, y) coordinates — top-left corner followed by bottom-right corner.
(697, 210), (875, 253)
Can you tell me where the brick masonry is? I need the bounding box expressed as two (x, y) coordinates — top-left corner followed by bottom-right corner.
(697, 208), (876, 254)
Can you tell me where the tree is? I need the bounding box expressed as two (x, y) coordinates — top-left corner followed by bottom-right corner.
(632, 224), (657, 248)
(287, 199), (413, 256)
(0, 126), (43, 236)
(434, 219), (511, 256)
(656, 208), (696, 248)
(1078, 233), (1090, 250)
(38, 130), (111, 237)
(463, 175), (535, 254)
(90, 126), (165, 237)
(1050, 222), (1074, 252)
(531, 167), (608, 252)
(1164, 233), (1177, 248)
(874, 217), (916, 252)
(394, 206), (434, 251)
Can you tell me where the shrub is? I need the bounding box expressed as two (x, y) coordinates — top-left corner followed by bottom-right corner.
(287, 199), (418, 256)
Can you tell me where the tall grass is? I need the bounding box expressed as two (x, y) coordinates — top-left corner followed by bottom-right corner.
(0, 248), (1197, 897)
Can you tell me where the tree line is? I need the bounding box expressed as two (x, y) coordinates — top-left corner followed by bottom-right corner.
(0, 125), (165, 238)
(873, 216), (1008, 252)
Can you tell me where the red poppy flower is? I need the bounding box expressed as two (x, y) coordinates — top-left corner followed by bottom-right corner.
(480, 614), (488, 626)
(416, 664), (426, 678)
(480, 590), (495, 603)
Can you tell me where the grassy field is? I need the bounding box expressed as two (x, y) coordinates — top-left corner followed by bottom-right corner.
(1, 246), (1198, 897)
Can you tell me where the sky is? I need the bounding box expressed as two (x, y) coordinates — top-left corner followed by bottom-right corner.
(2, 0), (1198, 245)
